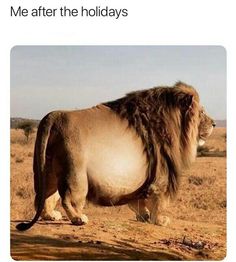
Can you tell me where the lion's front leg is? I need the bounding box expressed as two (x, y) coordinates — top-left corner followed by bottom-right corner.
(146, 193), (170, 227)
(128, 199), (150, 223)
(128, 195), (170, 226)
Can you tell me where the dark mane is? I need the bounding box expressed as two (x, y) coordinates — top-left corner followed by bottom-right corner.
(103, 82), (200, 199)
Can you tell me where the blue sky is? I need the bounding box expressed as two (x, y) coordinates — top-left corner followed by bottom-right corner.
(11, 46), (226, 120)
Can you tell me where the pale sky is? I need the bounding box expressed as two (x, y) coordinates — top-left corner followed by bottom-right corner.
(11, 46), (226, 120)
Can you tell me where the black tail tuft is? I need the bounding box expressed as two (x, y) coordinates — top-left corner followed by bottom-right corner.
(16, 222), (32, 231)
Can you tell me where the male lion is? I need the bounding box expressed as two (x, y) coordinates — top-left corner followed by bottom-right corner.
(16, 82), (215, 231)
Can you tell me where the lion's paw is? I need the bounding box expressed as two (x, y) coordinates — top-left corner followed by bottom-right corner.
(41, 210), (62, 221)
(71, 214), (88, 226)
(155, 215), (170, 227)
(136, 213), (150, 223)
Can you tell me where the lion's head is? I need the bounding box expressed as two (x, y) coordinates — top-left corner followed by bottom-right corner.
(198, 107), (215, 146)
(105, 82), (215, 198)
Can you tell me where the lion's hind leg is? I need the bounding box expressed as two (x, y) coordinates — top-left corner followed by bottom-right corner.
(35, 168), (62, 221)
(58, 152), (89, 226)
(60, 188), (88, 226)
(41, 191), (62, 221)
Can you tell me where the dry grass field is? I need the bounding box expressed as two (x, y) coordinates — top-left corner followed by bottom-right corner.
(10, 127), (226, 260)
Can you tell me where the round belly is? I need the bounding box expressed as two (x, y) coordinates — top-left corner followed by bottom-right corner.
(86, 130), (147, 199)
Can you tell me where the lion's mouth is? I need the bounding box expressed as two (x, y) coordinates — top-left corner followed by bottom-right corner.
(198, 127), (214, 146)
(198, 138), (205, 146)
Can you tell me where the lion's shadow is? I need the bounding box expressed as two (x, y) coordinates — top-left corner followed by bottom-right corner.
(11, 230), (184, 260)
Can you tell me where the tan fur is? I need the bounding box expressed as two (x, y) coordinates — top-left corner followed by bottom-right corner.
(16, 82), (215, 231)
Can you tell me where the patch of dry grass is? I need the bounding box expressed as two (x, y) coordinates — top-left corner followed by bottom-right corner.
(167, 155), (226, 224)
(203, 127), (226, 152)
(15, 157), (24, 163)
(11, 128), (36, 145)
(11, 129), (36, 220)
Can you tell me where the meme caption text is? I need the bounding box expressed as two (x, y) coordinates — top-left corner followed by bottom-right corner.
(10, 6), (129, 20)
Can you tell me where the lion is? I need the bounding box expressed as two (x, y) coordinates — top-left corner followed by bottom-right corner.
(16, 82), (215, 231)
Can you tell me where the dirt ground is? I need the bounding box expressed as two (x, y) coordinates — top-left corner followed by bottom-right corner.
(10, 127), (226, 260)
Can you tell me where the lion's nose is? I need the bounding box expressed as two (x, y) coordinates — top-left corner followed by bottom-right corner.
(212, 121), (216, 127)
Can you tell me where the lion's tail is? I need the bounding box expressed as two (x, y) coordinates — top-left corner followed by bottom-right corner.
(16, 112), (56, 231)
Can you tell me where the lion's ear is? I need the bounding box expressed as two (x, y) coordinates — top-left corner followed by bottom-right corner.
(177, 93), (193, 111)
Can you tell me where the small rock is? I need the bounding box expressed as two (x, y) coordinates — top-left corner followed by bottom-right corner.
(197, 250), (209, 258)
(194, 241), (205, 249)
(162, 239), (171, 245)
(62, 236), (71, 240)
(182, 236), (192, 246)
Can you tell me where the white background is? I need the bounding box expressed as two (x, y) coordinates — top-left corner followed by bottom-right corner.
(1, 0), (235, 261)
